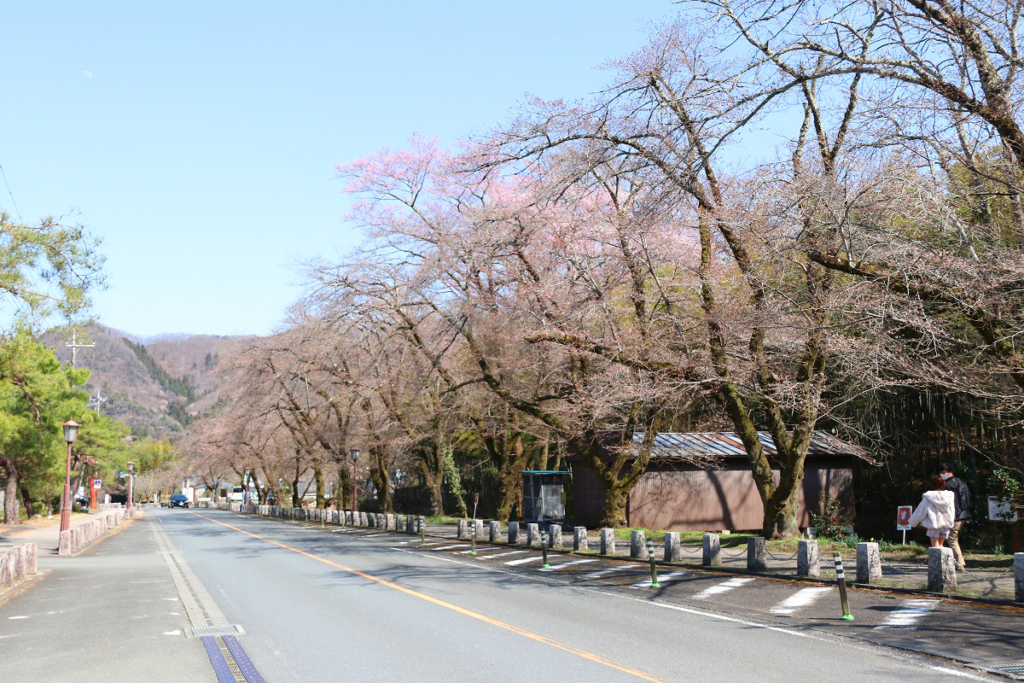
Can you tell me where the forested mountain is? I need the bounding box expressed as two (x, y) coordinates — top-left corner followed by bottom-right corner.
(42, 323), (252, 439)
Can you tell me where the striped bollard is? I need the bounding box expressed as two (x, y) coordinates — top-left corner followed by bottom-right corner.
(541, 530), (550, 568)
(834, 552), (854, 621)
(646, 539), (660, 588)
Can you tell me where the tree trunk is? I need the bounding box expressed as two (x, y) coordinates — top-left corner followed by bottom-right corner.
(371, 450), (392, 512)
(336, 464), (351, 508)
(2, 456), (19, 525)
(495, 468), (521, 523)
(18, 482), (36, 519)
(602, 481), (630, 528)
(314, 467), (325, 509)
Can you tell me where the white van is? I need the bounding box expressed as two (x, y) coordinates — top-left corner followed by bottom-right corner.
(229, 486), (245, 503)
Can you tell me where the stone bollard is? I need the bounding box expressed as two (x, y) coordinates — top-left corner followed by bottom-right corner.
(507, 521), (520, 544)
(573, 527), (588, 552)
(928, 547), (958, 592)
(548, 524), (563, 549)
(395, 514), (403, 530)
(376, 513), (385, 528)
(797, 539), (820, 577)
(600, 528), (616, 555)
(59, 530), (73, 556)
(0, 550), (12, 588)
(1014, 553), (1023, 603)
(386, 514), (395, 530)
(25, 544), (37, 574)
(106, 515), (115, 531)
(12, 547), (25, 581)
(702, 533), (721, 566)
(473, 519), (484, 539)
(747, 537), (768, 572)
(489, 521), (501, 543)
(856, 542), (882, 583)
(664, 532), (681, 562)
(526, 523), (540, 548)
(406, 515), (416, 534)
(630, 530), (647, 560)
(456, 519), (468, 539)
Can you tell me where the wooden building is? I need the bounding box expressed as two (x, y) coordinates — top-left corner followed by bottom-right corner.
(571, 432), (864, 531)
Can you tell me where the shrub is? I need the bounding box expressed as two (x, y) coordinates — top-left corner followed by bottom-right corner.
(810, 494), (854, 540)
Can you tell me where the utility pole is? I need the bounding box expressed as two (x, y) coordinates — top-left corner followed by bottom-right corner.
(89, 387), (108, 414)
(65, 329), (95, 368)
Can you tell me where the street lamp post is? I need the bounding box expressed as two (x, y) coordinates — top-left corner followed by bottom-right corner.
(350, 449), (360, 513)
(60, 420), (81, 533)
(126, 461), (135, 511)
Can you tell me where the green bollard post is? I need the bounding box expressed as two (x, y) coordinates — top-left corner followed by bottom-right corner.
(647, 539), (660, 588)
(419, 515), (426, 547)
(470, 523), (478, 556)
(541, 530), (550, 568)
(834, 552), (854, 621)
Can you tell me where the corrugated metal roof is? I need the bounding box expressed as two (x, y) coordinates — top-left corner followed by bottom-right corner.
(633, 431), (869, 461)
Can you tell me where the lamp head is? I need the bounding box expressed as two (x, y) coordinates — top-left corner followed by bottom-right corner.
(62, 420), (82, 445)
(350, 448), (360, 463)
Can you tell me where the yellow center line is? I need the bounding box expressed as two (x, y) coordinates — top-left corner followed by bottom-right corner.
(190, 512), (669, 683)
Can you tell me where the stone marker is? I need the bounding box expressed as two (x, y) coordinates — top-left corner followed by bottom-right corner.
(359, 512), (368, 527)
(386, 514), (395, 530)
(457, 519), (468, 539)
(702, 533), (721, 566)
(1014, 553), (1023, 603)
(25, 544), (37, 574)
(797, 539), (820, 577)
(376, 513), (385, 528)
(0, 550), (12, 588)
(600, 528), (615, 555)
(548, 524), (563, 549)
(406, 516), (416, 533)
(663, 532), (681, 562)
(59, 530), (73, 556)
(473, 519), (484, 539)
(489, 521), (501, 543)
(507, 521), (520, 544)
(928, 546), (957, 592)
(526, 523), (540, 548)
(573, 527), (588, 552)
(747, 537), (768, 572)
(630, 530), (647, 560)
(12, 546), (25, 581)
(856, 542), (882, 583)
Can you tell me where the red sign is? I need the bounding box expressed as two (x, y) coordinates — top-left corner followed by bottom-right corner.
(896, 505), (913, 530)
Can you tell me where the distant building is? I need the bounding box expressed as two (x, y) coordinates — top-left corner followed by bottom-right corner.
(571, 431), (866, 531)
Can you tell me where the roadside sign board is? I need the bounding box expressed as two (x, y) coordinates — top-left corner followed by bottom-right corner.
(92, 479), (101, 489)
(988, 497), (1019, 523)
(896, 505), (913, 530)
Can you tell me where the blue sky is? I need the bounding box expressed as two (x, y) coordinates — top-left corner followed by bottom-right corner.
(1, 1), (669, 337)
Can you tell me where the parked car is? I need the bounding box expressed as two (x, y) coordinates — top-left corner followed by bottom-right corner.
(170, 493), (190, 508)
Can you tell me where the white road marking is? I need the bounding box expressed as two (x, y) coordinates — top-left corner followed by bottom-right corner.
(582, 565), (633, 579)
(363, 533), (386, 537)
(540, 559), (598, 571)
(457, 546), (505, 554)
(630, 572), (688, 588)
(7, 616), (28, 620)
(874, 599), (939, 630)
(433, 544), (470, 551)
(769, 587), (833, 615)
(162, 597), (179, 601)
(163, 630), (182, 636)
(692, 577), (755, 600)
(928, 666), (988, 681)
(505, 555), (545, 566)
(477, 550), (526, 560)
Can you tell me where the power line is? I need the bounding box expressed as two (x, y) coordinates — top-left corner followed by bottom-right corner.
(0, 161), (23, 223)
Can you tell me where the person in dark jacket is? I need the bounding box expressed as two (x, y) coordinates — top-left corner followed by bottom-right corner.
(938, 463), (972, 570)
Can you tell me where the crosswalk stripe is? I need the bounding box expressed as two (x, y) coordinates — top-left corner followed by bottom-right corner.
(477, 550), (526, 560)
(769, 587), (833, 615)
(432, 544), (470, 551)
(874, 599), (939, 630)
(539, 559), (598, 571)
(582, 565), (634, 579)
(692, 577), (756, 600)
(630, 572), (688, 588)
(457, 546), (505, 555)
(505, 556), (545, 566)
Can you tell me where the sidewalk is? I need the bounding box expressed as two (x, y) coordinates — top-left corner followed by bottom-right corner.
(0, 508), (128, 556)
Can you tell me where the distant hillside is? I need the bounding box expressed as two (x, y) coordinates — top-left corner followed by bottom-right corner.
(43, 323), (253, 439)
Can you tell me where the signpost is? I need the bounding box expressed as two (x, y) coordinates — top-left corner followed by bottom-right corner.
(89, 478), (101, 511)
(896, 505), (913, 545)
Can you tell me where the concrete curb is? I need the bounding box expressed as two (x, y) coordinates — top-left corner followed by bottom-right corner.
(0, 568), (51, 608)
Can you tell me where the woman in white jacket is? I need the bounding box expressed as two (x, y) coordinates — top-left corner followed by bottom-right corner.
(908, 475), (956, 547)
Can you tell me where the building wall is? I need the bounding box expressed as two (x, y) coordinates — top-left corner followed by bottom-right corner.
(624, 459), (853, 532)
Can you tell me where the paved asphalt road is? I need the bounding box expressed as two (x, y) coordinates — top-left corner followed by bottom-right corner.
(99, 508), (1005, 683)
